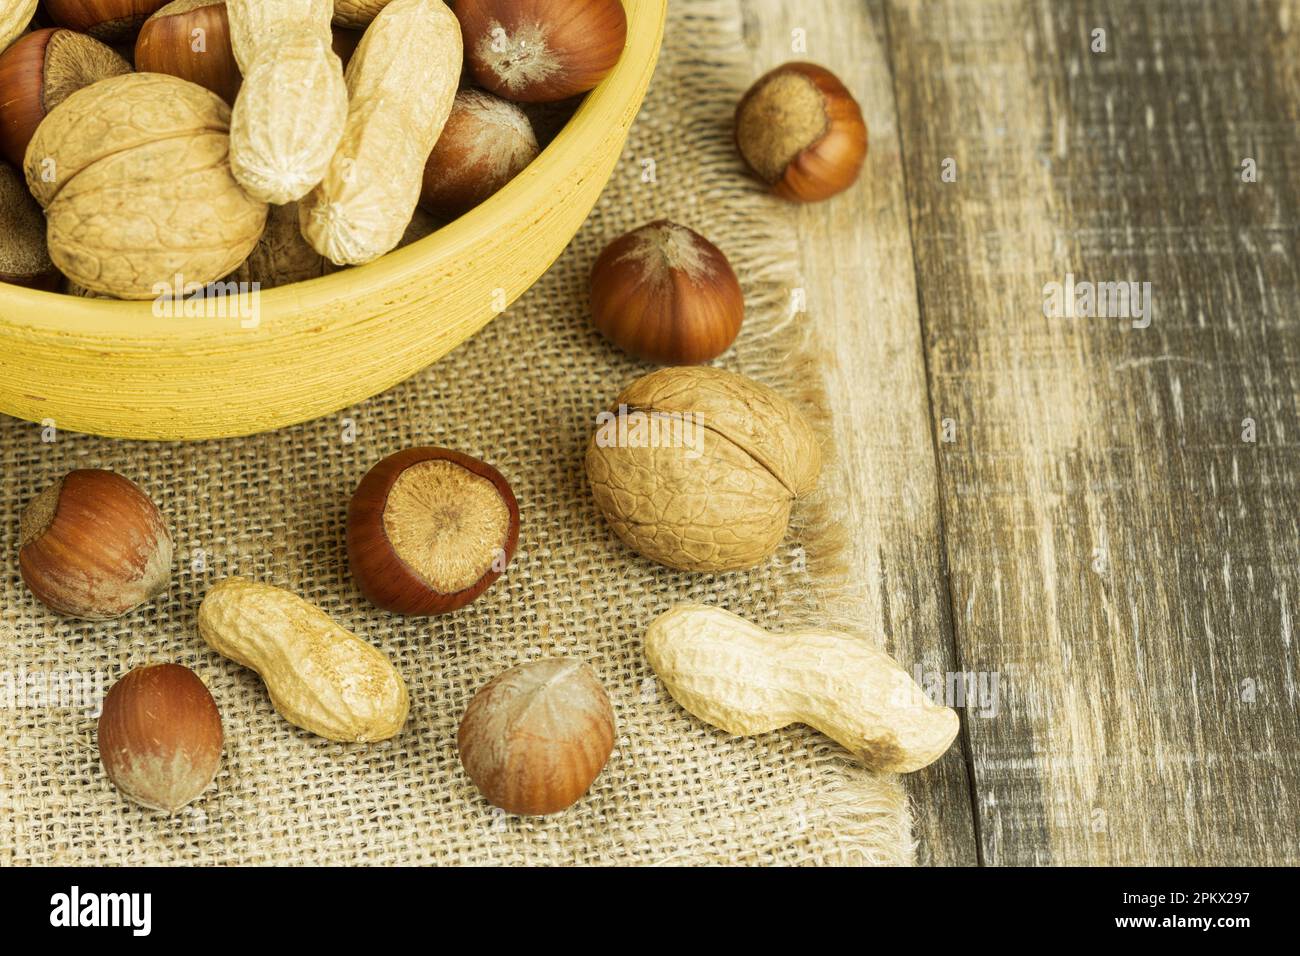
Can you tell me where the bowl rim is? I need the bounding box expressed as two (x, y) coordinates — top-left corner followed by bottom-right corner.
(0, 0), (667, 343)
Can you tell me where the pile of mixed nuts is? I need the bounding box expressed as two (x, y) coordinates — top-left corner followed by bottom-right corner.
(0, 0), (622, 294)
(6, 0), (956, 822)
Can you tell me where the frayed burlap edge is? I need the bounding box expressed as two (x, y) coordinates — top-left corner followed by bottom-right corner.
(659, 1), (914, 866)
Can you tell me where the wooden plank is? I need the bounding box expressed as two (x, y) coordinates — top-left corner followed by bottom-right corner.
(739, 0), (981, 865)
(885, 0), (1300, 864)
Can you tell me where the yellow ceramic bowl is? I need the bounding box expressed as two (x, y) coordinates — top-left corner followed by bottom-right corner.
(0, 0), (665, 440)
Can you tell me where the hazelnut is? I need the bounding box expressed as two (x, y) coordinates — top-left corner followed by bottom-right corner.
(735, 62), (867, 203)
(455, 0), (627, 103)
(419, 88), (540, 220)
(44, 0), (170, 42)
(458, 658), (615, 815)
(0, 160), (57, 290)
(590, 220), (744, 364)
(18, 469), (173, 620)
(586, 366), (822, 571)
(0, 27), (132, 169)
(135, 0), (240, 104)
(347, 447), (520, 615)
(99, 663), (223, 813)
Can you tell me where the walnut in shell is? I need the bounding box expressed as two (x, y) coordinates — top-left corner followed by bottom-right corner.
(23, 72), (267, 299)
(585, 366), (821, 572)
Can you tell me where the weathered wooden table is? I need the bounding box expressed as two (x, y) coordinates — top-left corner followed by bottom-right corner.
(742, 0), (1300, 864)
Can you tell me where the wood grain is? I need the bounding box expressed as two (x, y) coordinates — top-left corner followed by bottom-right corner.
(884, 0), (1300, 863)
(738, 0), (981, 865)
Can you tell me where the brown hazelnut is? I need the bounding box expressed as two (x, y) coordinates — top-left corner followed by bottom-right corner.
(419, 88), (540, 220)
(135, 0), (240, 104)
(0, 27), (132, 169)
(735, 62), (867, 203)
(0, 160), (57, 290)
(18, 469), (173, 620)
(99, 663), (223, 813)
(458, 658), (615, 815)
(455, 0), (627, 103)
(590, 220), (744, 364)
(347, 447), (520, 615)
(44, 0), (170, 41)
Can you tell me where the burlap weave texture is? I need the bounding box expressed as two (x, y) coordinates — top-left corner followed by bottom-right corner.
(0, 1), (911, 866)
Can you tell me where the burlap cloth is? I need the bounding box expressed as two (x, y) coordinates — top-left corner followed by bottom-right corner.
(0, 1), (912, 866)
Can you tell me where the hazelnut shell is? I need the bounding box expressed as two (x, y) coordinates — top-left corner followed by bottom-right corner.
(735, 61), (867, 203)
(135, 0), (240, 104)
(0, 27), (132, 169)
(18, 469), (173, 620)
(347, 446), (520, 615)
(455, 0), (627, 103)
(419, 87), (539, 220)
(98, 663), (223, 813)
(458, 658), (615, 815)
(44, 0), (170, 42)
(590, 220), (744, 364)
